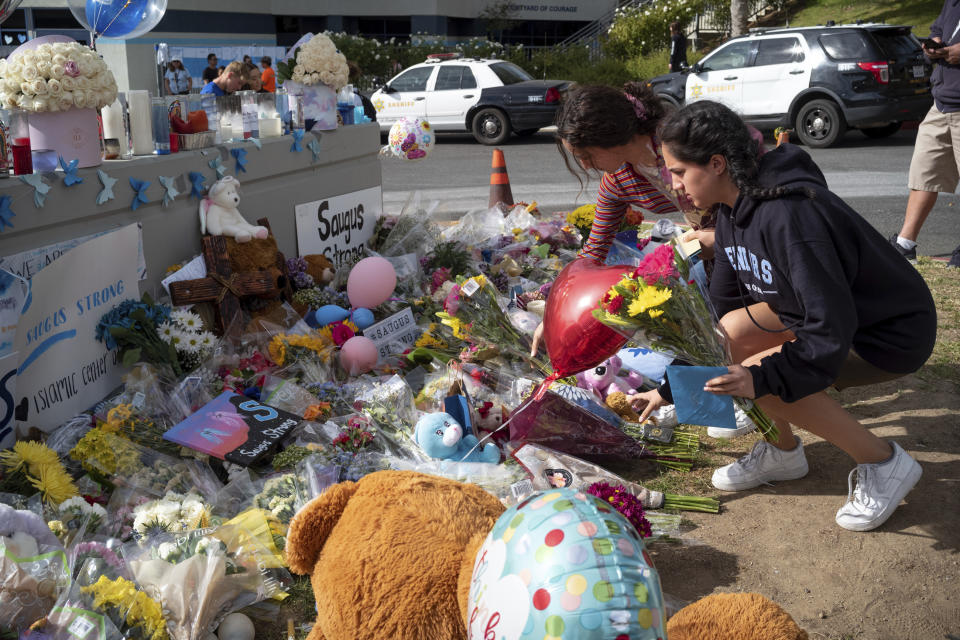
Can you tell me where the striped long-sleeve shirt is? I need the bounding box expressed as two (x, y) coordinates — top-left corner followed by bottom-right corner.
(578, 162), (679, 261)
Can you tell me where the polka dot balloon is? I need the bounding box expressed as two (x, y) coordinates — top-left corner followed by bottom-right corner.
(466, 488), (666, 640)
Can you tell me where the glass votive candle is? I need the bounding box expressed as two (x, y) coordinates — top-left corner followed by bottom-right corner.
(31, 148), (58, 173)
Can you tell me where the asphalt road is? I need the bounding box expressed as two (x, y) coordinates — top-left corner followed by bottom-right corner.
(381, 127), (960, 259)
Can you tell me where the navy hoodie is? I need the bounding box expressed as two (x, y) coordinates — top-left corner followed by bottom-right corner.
(709, 144), (937, 403)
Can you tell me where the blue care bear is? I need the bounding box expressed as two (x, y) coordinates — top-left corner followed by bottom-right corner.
(413, 412), (500, 464)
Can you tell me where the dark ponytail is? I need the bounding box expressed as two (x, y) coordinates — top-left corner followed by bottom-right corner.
(555, 82), (667, 185)
(658, 100), (815, 201)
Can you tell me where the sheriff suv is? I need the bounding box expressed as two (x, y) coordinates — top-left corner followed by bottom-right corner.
(648, 23), (934, 147)
(371, 54), (570, 145)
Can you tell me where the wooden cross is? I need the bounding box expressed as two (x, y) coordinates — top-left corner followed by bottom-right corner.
(170, 217), (287, 334)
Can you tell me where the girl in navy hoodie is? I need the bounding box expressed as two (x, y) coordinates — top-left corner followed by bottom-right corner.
(632, 100), (937, 532)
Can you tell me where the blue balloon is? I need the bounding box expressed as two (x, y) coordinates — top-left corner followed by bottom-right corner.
(308, 305), (351, 328)
(351, 308), (375, 330)
(73, 0), (166, 39)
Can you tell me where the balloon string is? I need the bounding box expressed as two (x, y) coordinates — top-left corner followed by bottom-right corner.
(99, 0), (133, 37)
(455, 393), (534, 463)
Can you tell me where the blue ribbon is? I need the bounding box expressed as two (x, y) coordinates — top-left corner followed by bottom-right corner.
(231, 147), (248, 174)
(158, 175), (180, 207)
(58, 156), (83, 186)
(0, 195), (15, 231)
(188, 171), (206, 199)
(129, 177), (150, 211)
(208, 156), (226, 179)
(307, 138), (322, 163)
(19, 174), (50, 208)
(96, 170), (117, 205)
(290, 129), (305, 152)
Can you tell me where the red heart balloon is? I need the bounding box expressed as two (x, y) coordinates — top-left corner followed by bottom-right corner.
(543, 258), (632, 379)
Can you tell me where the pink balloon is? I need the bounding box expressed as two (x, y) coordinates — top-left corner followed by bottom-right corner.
(340, 336), (379, 376)
(347, 257), (397, 309)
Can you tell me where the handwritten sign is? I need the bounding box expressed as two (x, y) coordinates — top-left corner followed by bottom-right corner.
(0, 225), (147, 281)
(0, 271), (26, 359)
(0, 352), (17, 449)
(294, 186), (382, 268)
(13, 225), (141, 433)
(362, 307), (420, 362)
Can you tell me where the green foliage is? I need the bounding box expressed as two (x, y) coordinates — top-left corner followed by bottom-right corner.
(605, 0), (715, 59)
(788, 0), (943, 34)
(626, 47), (705, 83)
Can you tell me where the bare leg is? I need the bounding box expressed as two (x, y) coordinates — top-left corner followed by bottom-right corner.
(898, 189), (939, 242)
(720, 305), (892, 464)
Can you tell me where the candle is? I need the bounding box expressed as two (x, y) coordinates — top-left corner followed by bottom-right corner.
(127, 90), (154, 156)
(258, 115), (282, 138)
(101, 98), (124, 141)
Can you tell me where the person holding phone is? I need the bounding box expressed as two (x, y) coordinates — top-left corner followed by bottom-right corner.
(890, 0), (960, 267)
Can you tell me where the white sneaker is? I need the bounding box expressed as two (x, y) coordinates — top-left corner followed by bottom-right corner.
(712, 438), (809, 491)
(706, 406), (758, 439)
(835, 442), (922, 532)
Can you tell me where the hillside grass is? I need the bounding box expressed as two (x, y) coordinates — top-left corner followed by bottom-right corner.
(786, 0), (944, 35)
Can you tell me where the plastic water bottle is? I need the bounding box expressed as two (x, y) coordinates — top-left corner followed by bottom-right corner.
(201, 94), (220, 144)
(151, 97), (170, 154)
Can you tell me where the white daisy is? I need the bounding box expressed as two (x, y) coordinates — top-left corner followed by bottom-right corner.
(180, 333), (202, 354)
(157, 321), (176, 343)
(168, 328), (189, 348)
(197, 331), (216, 349)
(171, 309), (202, 331)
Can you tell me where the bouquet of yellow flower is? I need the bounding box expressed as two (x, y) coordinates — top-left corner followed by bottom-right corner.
(0, 440), (78, 505)
(80, 574), (169, 640)
(592, 243), (777, 440)
(267, 330), (335, 383)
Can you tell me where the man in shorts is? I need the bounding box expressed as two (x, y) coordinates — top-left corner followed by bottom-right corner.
(891, 0), (960, 267)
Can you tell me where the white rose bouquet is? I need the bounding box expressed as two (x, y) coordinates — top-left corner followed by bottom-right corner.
(0, 40), (118, 112)
(131, 491), (210, 538)
(276, 32), (349, 91)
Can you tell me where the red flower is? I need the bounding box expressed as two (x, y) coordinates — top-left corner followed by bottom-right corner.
(586, 481), (652, 538)
(606, 294), (625, 314)
(633, 244), (679, 285)
(329, 321), (356, 347)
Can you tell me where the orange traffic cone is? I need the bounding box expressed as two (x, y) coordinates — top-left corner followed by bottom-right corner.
(488, 148), (514, 210)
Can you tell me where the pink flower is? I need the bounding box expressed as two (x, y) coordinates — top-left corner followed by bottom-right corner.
(633, 244), (678, 285)
(63, 61), (80, 78)
(430, 267), (451, 293)
(444, 284), (461, 315)
(329, 321), (355, 346)
(587, 481), (652, 538)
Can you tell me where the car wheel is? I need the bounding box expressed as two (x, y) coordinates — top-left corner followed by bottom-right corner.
(795, 99), (846, 148)
(515, 128), (540, 137)
(472, 108), (512, 145)
(861, 122), (902, 139)
(658, 94), (679, 112)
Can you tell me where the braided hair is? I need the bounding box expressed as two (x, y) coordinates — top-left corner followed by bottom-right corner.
(658, 100), (815, 201)
(555, 82), (666, 187)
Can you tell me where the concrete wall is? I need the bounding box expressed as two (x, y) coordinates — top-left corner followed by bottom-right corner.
(0, 123), (383, 293)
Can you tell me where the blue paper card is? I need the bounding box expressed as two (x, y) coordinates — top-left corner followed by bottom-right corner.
(665, 365), (737, 429)
(444, 394), (472, 432)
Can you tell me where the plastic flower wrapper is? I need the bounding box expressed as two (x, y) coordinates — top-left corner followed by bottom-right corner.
(130, 491), (211, 539)
(0, 503), (71, 634)
(52, 496), (108, 548)
(509, 442), (718, 513)
(40, 564), (128, 640)
(122, 525), (290, 640)
(349, 375), (427, 460)
(436, 274), (551, 378)
(69, 539), (127, 580)
(440, 203), (537, 247)
(592, 243), (778, 440)
(384, 454), (532, 506)
(374, 192), (440, 257)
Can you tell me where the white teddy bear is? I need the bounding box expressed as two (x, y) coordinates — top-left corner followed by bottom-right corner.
(199, 176), (269, 243)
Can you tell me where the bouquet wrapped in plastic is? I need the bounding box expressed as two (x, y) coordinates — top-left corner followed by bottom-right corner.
(592, 243), (777, 440)
(123, 524), (289, 640)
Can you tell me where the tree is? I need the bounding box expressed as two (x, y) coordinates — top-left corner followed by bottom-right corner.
(730, 0), (748, 36)
(479, 0), (520, 41)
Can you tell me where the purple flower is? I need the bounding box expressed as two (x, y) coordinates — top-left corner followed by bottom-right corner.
(587, 482), (652, 538)
(63, 61), (80, 78)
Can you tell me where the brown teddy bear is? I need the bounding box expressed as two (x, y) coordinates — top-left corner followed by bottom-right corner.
(285, 470), (505, 640)
(286, 471), (808, 640)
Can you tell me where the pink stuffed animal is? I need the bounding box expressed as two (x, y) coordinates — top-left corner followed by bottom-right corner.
(575, 355), (648, 403)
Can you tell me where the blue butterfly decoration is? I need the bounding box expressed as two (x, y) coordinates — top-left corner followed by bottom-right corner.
(246, 137), (262, 150)
(290, 129), (305, 152)
(129, 177), (150, 211)
(96, 170), (117, 205)
(158, 176), (180, 207)
(208, 155), (226, 179)
(188, 171), (206, 199)
(58, 156), (83, 186)
(231, 147), (248, 174)
(307, 138), (322, 163)
(0, 195), (15, 231)
(19, 174), (50, 208)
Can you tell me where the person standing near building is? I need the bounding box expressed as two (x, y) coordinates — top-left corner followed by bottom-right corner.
(669, 21), (688, 73)
(261, 56), (276, 93)
(202, 53), (219, 84)
(890, 0), (960, 267)
(164, 58), (192, 95)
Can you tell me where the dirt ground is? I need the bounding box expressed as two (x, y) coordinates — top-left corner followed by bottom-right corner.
(646, 372), (960, 640)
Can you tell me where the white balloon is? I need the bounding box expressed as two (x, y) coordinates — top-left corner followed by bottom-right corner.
(217, 613), (255, 640)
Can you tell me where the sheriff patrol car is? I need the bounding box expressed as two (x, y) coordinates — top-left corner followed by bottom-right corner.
(371, 54), (571, 145)
(648, 23), (933, 147)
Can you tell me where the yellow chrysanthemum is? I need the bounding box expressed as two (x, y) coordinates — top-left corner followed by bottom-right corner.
(627, 287), (672, 317)
(436, 312), (468, 340)
(1, 441), (59, 473)
(648, 308), (665, 318)
(566, 203), (597, 228)
(30, 462), (79, 505)
(82, 576), (169, 640)
(268, 334), (287, 365)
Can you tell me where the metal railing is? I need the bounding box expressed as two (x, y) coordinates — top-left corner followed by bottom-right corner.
(555, 0), (649, 59)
